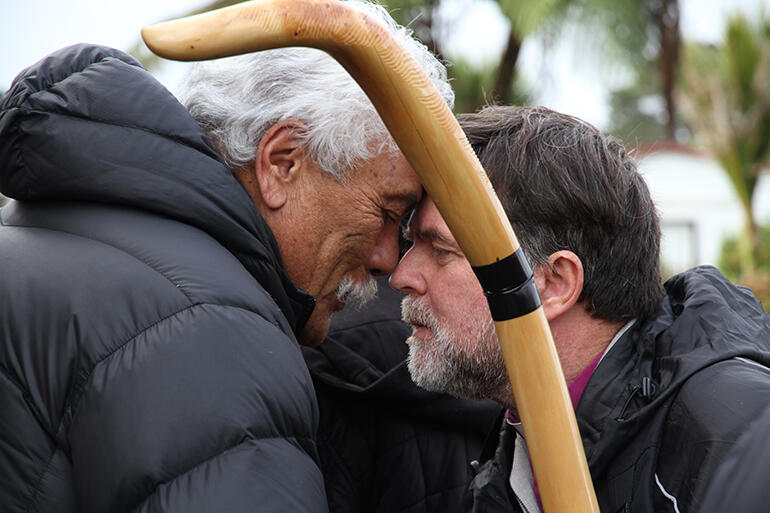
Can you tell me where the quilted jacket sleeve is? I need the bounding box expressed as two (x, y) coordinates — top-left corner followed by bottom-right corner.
(67, 303), (327, 513)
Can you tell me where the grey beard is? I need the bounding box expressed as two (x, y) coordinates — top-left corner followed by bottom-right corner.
(400, 295), (510, 402)
(336, 274), (378, 308)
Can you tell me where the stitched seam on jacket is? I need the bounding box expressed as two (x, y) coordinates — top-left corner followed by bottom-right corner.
(18, 105), (221, 164)
(22, 446), (65, 513)
(3, 221), (283, 323)
(18, 50), (217, 153)
(0, 363), (31, 408)
(0, 366), (61, 513)
(0, 221), (197, 304)
(65, 301), (286, 429)
(126, 435), (317, 513)
(606, 443), (658, 480)
(65, 302), (201, 427)
(18, 302), (286, 513)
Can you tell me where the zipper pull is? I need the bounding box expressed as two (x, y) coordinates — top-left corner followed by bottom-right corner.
(641, 376), (657, 399)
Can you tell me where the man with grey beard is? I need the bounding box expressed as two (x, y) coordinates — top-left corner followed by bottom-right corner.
(400, 294), (507, 401)
(390, 105), (770, 513)
(302, 278), (500, 513)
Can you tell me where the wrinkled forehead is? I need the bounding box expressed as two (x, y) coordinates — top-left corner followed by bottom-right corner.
(367, 152), (422, 207)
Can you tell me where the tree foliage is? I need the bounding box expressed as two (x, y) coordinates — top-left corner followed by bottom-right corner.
(679, 13), (770, 276)
(383, 0), (545, 108)
(719, 224), (770, 312)
(587, 0), (682, 143)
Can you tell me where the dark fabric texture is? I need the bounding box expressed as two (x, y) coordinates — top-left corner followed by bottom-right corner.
(465, 266), (770, 513)
(464, 416), (521, 513)
(0, 44), (324, 513)
(695, 402), (770, 513)
(302, 279), (502, 513)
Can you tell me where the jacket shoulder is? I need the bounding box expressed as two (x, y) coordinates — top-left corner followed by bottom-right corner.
(656, 357), (770, 512)
(0, 201), (320, 512)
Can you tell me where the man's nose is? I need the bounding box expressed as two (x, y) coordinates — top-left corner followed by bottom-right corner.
(366, 226), (400, 277)
(389, 246), (426, 295)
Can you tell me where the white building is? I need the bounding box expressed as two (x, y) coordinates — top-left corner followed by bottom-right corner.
(636, 141), (770, 273)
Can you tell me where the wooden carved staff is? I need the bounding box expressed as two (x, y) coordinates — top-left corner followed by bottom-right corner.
(142, 2), (599, 512)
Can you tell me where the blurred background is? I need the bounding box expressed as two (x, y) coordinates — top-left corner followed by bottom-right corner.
(2, 0), (769, 309)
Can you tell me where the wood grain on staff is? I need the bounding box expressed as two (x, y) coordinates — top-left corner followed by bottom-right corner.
(142, 2), (599, 512)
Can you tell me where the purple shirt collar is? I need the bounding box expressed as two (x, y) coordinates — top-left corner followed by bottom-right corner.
(503, 320), (636, 511)
(505, 319), (636, 424)
(503, 352), (601, 425)
(503, 349), (605, 426)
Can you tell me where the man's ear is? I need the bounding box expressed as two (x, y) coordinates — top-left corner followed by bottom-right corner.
(534, 250), (584, 322)
(254, 120), (307, 210)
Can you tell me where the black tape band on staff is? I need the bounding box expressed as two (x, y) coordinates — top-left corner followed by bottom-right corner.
(472, 249), (541, 321)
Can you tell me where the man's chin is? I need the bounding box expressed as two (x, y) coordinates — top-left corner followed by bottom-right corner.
(298, 311), (331, 347)
(406, 339), (491, 400)
(332, 296), (346, 313)
(406, 340), (446, 389)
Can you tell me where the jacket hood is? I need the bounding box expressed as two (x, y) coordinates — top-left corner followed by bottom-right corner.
(0, 44), (314, 332)
(303, 280), (501, 435)
(579, 265), (770, 474)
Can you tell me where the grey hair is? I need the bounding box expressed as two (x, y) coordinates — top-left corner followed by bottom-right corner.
(178, 0), (454, 179)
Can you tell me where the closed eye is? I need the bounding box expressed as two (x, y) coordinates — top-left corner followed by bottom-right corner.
(383, 209), (404, 225)
(431, 246), (449, 258)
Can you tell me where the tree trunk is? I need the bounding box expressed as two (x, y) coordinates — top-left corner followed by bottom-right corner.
(493, 27), (522, 104)
(655, 0), (681, 140)
(738, 210), (759, 278)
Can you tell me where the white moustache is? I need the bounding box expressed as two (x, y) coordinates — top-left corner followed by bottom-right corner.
(336, 274), (378, 308)
(401, 295), (437, 331)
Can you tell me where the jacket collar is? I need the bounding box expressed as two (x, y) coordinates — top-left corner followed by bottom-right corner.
(576, 266), (770, 476)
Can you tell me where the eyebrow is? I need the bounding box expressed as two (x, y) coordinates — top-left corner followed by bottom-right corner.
(409, 225), (461, 251)
(389, 191), (420, 211)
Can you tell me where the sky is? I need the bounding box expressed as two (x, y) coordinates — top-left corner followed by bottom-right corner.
(0, 0), (209, 89)
(1, 0), (768, 129)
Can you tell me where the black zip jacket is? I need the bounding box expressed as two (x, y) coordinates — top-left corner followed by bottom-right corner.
(465, 266), (770, 513)
(303, 280), (502, 513)
(0, 44), (324, 513)
(695, 400), (770, 513)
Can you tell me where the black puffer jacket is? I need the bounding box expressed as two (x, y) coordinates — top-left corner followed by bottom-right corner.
(466, 266), (770, 513)
(0, 45), (325, 513)
(303, 279), (502, 513)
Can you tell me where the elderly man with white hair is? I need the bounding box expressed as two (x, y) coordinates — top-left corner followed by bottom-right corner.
(0, 2), (452, 512)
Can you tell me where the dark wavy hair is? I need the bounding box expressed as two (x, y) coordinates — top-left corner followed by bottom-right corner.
(458, 105), (664, 322)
